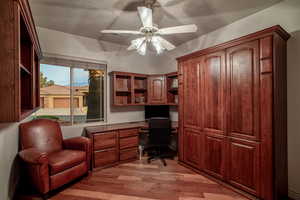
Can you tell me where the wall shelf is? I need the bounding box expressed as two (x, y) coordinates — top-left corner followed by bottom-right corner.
(0, 0), (42, 122)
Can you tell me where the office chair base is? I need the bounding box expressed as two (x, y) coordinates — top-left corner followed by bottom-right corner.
(147, 156), (167, 166)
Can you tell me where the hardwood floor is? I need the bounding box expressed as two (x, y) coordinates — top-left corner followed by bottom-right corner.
(47, 158), (249, 200)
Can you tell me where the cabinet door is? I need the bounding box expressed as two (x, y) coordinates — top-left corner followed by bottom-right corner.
(203, 134), (225, 179)
(202, 51), (226, 135)
(182, 58), (202, 130)
(148, 75), (166, 104)
(227, 138), (260, 195)
(183, 128), (203, 168)
(226, 40), (260, 141)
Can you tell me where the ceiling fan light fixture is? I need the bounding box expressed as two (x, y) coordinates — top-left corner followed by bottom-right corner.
(151, 36), (165, 54)
(137, 40), (147, 55)
(101, 6), (198, 56)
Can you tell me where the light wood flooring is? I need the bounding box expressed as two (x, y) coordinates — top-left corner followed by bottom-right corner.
(48, 158), (249, 200)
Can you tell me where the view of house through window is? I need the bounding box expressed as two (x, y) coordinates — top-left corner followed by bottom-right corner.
(35, 62), (105, 125)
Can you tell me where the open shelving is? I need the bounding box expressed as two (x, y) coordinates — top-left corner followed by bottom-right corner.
(133, 76), (147, 105)
(111, 71), (178, 106)
(166, 72), (178, 105)
(0, 0), (42, 122)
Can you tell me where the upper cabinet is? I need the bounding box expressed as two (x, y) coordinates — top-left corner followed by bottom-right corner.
(111, 71), (177, 106)
(0, 0), (42, 122)
(148, 75), (166, 104)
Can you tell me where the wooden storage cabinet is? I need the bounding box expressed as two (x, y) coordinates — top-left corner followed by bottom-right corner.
(87, 127), (139, 170)
(177, 26), (290, 200)
(227, 138), (260, 195)
(183, 128), (202, 168)
(0, 0), (42, 122)
(119, 128), (139, 162)
(111, 72), (177, 106)
(94, 149), (118, 168)
(92, 131), (118, 168)
(203, 134), (226, 180)
(148, 75), (166, 104)
(94, 132), (117, 150)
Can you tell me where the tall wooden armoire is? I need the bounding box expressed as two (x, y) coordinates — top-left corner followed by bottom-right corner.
(177, 25), (290, 200)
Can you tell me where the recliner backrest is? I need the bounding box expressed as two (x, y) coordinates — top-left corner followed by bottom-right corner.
(19, 119), (63, 153)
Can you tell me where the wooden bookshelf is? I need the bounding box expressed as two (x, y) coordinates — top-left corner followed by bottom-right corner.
(111, 71), (177, 106)
(166, 72), (178, 105)
(134, 76), (147, 104)
(0, 0), (42, 122)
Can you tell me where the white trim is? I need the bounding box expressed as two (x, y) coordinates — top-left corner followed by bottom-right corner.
(43, 52), (108, 65)
(289, 189), (300, 200)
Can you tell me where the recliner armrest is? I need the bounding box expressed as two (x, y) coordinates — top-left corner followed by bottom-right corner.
(19, 148), (48, 164)
(63, 136), (91, 151)
(63, 136), (91, 170)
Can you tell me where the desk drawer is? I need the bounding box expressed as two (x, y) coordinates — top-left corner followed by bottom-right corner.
(94, 149), (117, 168)
(94, 131), (117, 150)
(119, 128), (139, 138)
(120, 136), (138, 150)
(120, 148), (138, 161)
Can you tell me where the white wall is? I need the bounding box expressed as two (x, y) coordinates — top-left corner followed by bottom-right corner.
(36, 27), (169, 137)
(157, 0), (300, 198)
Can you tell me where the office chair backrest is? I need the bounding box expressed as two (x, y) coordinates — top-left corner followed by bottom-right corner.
(148, 117), (171, 146)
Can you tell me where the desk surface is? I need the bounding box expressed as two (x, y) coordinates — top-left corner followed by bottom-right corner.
(85, 121), (178, 134)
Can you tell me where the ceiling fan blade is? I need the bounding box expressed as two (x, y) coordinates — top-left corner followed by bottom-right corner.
(154, 36), (176, 51)
(137, 7), (153, 27)
(127, 37), (146, 50)
(157, 24), (198, 35)
(101, 30), (141, 35)
(137, 41), (147, 55)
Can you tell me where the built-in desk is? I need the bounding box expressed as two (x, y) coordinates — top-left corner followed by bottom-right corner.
(85, 121), (178, 170)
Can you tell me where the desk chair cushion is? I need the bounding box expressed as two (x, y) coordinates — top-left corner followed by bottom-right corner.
(48, 150), (86, 175)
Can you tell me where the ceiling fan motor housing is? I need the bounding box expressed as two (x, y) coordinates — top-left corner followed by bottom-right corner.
(144, 0), (157, 8)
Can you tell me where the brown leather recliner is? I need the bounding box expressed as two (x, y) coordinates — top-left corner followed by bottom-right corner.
(18, 119), (91, 195)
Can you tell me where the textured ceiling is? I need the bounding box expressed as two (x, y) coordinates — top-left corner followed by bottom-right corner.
(29, 0), (282, 47)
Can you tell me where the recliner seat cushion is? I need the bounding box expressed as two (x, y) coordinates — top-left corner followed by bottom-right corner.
(48, 150), (86, 175)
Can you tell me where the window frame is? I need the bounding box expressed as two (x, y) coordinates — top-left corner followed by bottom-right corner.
(39, 54), (107, 126)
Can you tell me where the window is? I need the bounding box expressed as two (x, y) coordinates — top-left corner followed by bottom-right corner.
(35, 57), (106, 125)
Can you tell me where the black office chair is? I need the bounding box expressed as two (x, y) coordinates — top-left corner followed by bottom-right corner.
(144, 117), (174, 166)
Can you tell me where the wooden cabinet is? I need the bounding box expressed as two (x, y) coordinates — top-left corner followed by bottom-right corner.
(182, 58), (202, 130)
(202, 51), (226, 136)
(0, 0), (42, 122)
(227, 138), (260, 195)
(91, 131), (119, 169)
(111, 72), (176, 106)
(226, 41), (260, 141)
(183, 128), (202, 168)
(203, 134), (225, 180)
(177, 26), (290, 200)
(148, 75), (166, 104)
(87, 127), (139, 170)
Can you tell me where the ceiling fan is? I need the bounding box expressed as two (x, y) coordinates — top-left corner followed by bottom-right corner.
(101, 1), (197, 55)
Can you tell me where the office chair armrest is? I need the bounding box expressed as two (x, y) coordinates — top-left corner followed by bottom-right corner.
(19, 148), (49, 164)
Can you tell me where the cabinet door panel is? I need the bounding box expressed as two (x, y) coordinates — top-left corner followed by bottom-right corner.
(183, 128), (202, 168)
(183, 58), (202, 130)
(226, 40), (260, 141)
(148, 75), (166, 104)
(227, 138), (260, 195)
(203, 51), (226, 135)
(203, 134), (225, 179)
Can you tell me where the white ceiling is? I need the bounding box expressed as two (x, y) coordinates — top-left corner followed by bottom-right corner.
(29, 0), (283, 47)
